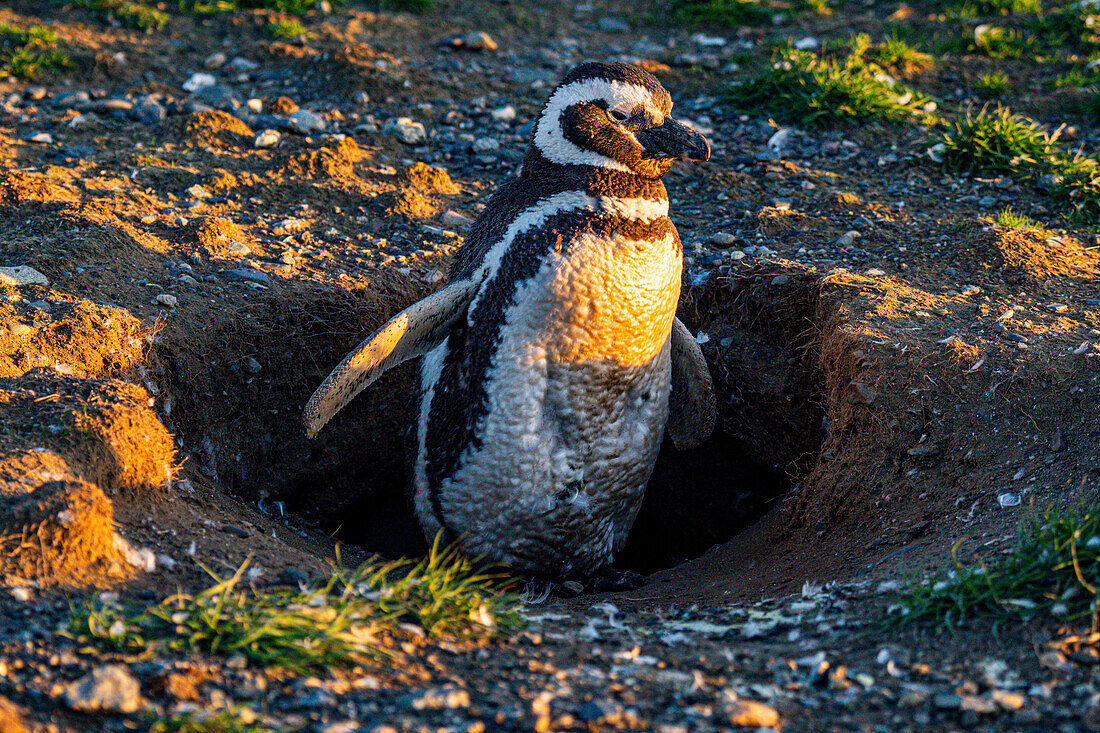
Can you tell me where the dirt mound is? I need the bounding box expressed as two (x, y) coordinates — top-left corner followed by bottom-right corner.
(280, 137), (368, 180)
(958, 224), (1100, 281)
(0, 373), (174, 585)
(0, 374), (175, 499)
(0, 450), (126, 586)
(0, 298), (145, 379)
(162, 110), (254, 149)
(0, 170), (79, 206)
(0, 696), (27, 733)
(370, 164), (459, 222)
(402, 162), (460, 195)
(183, 216), (254, 257)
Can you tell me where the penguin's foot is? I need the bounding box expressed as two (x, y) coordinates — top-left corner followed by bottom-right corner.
(519, 568), (645, 601)
(585, 566), (646, 593)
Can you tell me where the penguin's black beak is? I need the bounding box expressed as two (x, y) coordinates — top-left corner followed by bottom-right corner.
(635, 117), (711, 162)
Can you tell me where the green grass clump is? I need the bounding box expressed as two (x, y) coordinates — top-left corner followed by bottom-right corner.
(893, 506), (1100, 627)
(949, 0), (1041, 18)
(150, 708), (269, 733)
(78, 0), (170, 31)
(726, 45), (932, 126)
(1052, 65), (1100, 89)
(671, 0), (772, 25)
(383, 0), (434, 10)
(866, 34), (935, 76)
(940, 105), (1058, 175)
(795, 0), (832, 15)
(181, 0), (344, 14)
(266, 18), (307, 38)
(939, 105), (1100, 222)
(972, 24), (1029, 58)
(0, 23), (70, 79)
(66, 542), (521, 676)
(989, 206), (1051, 234)
(1051, 157), (1100, 222)
(975, 71), (1012, 97)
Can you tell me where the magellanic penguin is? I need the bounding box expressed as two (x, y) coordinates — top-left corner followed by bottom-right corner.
(304, 61), (716, 585)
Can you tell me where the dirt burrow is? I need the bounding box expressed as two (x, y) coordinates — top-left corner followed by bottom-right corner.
(149, 264), (848, 581)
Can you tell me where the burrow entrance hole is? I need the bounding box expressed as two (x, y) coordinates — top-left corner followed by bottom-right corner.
(153, 269), (828, 575)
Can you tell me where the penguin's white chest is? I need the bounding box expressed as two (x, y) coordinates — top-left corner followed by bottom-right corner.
(419, 219), (681, 575)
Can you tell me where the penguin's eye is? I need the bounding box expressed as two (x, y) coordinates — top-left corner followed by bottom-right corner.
(608, 109), (630, 123)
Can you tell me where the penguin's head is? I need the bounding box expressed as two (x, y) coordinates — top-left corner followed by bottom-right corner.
(531, 61), (710, 179)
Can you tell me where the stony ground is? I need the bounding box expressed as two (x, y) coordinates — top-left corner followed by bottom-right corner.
(0, 0), (1099, 730)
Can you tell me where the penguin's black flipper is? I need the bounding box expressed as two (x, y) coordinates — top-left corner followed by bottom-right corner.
(303, 277), (481, 438)
(666, 316), (717, 450)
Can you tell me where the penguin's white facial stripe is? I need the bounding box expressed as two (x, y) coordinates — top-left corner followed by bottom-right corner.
(535, 79), (661, 171)
(467, 191), (669, 318)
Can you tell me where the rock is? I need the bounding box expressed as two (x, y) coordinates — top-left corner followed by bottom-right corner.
(204, 52), (227, 69)
(24, 132), (52, 144)
(279, 567), (309, 585)
(577, 699), (623, 723)
(26, 300), (51, 313)
(410, 686), (470, 710)
(384, 117), (427, 145)
(722, 692), (780, 728)
(133, 101), (166, 125)
(998, 492), (1021, 508)
(598, 17), (630, 32)
(287, 110), (326, 134)
(225, 57), (259, 73)
(770, 274), (790, 286)
(154, 294), (177, 307)
(0, 266), (49, 286)
(847, 382), (877, 406)
(978, 195), (998, 208)
(222, 268), (270, 285)
(464, 30), (498, 50)
(491, 105), (517, 122)
(960, 694), (998, 714)
(441, 210), (473, 229)
(865, 268), (886, 276)
(182, 72), (217, 92)
(243, 357), (262, 373)
(440, 31), (498, 51)
(64, 665), (143, 714)
(933, 693), (962, 710)
(711, 232), (737, 247)
(226, 241), (251, 257)
(196, 84), (240, 110)
(472, 137), (499, 153)
(254, 129), (280, 148)
(1051, 429), (1067, 452)
(186, 184), (212, 199)
(837, 230), (861, 247)
(907, 445), (941, 458)
(962, 285), (982, 296)
(53, 91), (90, 108)
(991, 689), (1025, 711)
(93, 98), (133, 114)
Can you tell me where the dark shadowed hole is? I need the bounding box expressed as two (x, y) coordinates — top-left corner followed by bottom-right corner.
(157, 270), (826, 577)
